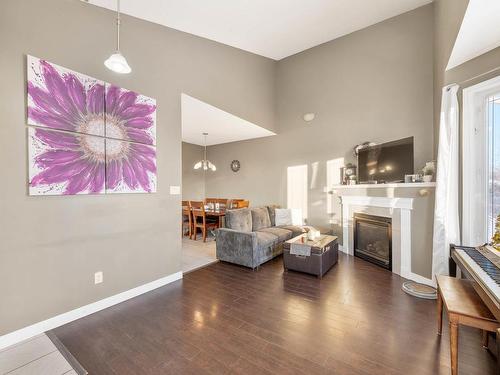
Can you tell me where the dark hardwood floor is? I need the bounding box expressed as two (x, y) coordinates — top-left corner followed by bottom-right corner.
(53, 253), (497, 374)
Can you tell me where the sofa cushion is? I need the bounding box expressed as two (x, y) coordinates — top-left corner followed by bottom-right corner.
(251, 207), (271, 231)
(225, 208), (252, 232)
(266, 205), (280, 226)
(255, 231), (278, 251)
(258, 227), (293, 242)
(277, 225), (308, 237)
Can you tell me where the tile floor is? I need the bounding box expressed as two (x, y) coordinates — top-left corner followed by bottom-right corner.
(181, 235), (217, 273)
(0, 334), (75, 375)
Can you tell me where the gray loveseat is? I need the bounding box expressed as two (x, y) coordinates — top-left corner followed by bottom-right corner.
(215, 206), (307, 269)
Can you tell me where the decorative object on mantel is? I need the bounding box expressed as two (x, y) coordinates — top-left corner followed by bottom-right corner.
(353, 141), (376, 157)
(405, 173), (423, 183)
(27, 56), (157, 195)
(230, 160), (240, 172)
(104, 0), (132, 74)
(402, 281), (437, 299)
(194, 133), (216, 171)
(421, 161), (436, 183)
(340, 163), (357, 185)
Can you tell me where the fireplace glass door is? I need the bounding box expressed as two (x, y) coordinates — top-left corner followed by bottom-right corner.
(353, 213), (392, 270)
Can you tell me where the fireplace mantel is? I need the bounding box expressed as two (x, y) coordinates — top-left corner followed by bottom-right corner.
(337, 193), (434, 286)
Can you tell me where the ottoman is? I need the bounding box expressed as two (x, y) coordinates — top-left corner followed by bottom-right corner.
(283, 234), (338, 278)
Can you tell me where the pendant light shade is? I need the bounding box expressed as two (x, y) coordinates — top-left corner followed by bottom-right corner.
(105, 0), (131, 74)
(104, 52), (131, 74)
(194, 133), (216, 172)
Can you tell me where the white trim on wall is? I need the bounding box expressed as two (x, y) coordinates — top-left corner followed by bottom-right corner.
(0, 271), (183, 350)
(462, 75), (500, 245)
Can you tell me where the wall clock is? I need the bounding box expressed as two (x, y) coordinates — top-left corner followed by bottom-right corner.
(230, 160), (240, 172)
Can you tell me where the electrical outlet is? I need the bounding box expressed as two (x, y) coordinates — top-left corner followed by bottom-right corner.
(94, 271), (103, 284)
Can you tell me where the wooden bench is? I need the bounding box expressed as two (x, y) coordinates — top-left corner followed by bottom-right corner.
(437, 275), (500, 375)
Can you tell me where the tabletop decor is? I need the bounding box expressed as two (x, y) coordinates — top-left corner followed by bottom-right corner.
(27, 55), (157, 195)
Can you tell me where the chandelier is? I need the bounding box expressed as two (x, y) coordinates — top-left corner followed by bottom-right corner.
(194, 133), (216, 171)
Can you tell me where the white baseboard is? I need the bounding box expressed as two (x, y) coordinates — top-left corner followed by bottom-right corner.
(0, 271), (183, 350)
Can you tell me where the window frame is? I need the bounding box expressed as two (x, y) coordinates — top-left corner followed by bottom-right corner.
(462, 75), (500, 245)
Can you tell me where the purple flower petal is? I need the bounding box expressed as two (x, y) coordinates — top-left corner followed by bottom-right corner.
(125, 118), (153, 130)
(64, 163), (97, 195)
(31, 158), (87, 186)
(64, 74), (87, 115)
(87, 83), (105, 115)
(28, 108), (75, 132)
(113, 90), (138, 116)
(35, 150), (84, 168)
(40, 60), (80, 119)
(120, 104), (156, 120)
(28, 83), (76, 125)
(130, 145), (156, 173)
(126, 128), (154, 145)
(106, 159), (122, 190)
(130, 143), (156, 157)
(122, 159), (138, 190)
(35, 128), (80, 150)
(129, 156), (151, 192)
(89, 163), (105, 193)
(105, 85), (120, 114)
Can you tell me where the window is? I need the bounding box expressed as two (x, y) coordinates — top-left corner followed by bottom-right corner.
(463, 76), (500, 245)
(487, 94), (500, 239)
(287, 165), (308, 223)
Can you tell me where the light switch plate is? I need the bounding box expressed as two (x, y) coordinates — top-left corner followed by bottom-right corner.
(169, 185), (181, 195)
(94, 271), (103, 284)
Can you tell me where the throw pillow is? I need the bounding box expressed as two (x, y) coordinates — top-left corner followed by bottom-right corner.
(275, 208), (292, 226)
(251, 207), (271, 231)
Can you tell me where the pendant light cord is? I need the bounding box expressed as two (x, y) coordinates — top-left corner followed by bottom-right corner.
(116, 0), (121, 52)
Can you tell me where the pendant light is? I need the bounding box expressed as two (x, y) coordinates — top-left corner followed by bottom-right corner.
(194, 133), (216, 172)
(104, 0), (132, 74)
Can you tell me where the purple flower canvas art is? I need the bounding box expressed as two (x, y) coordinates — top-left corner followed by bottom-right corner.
(27, 56), (157, 195)
(105, 139), (157, 194)
(29, 127), (105, 195)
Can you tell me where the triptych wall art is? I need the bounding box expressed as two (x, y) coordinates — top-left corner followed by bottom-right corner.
(27, 55), (157, 195)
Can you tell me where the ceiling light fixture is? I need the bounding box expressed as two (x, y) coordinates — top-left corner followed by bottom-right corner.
(104, 0), (132, 74)
(194, 133), (216, 172)
(303, 113), (315, 122)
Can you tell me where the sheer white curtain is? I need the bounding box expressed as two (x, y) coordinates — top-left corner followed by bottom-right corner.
(432, 84), (461, 277)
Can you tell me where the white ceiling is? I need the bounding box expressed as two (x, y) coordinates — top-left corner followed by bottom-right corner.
(181, 94), (275, 146)
(447, 0), (500, 70)
(87, 0), (432, 60)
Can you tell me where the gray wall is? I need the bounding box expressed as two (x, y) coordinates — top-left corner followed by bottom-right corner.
(0, 0), (275, 335)
(205, 5), (435, 234)
(182, 142), (205, 201)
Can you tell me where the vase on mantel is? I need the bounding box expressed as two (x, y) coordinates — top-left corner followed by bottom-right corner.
(423, 175), (433, 183)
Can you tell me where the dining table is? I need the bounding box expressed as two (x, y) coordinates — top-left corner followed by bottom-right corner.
(191, 207), (226, 228)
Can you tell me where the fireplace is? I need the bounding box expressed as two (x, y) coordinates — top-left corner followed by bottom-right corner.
(353, 213), (392, 270)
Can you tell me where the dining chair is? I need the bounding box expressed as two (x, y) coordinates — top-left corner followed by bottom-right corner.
(181, 200), (192, 239)
(229, 199), (245, 209)
(190, 201), (219, 242)
(234, 200), (249, 208)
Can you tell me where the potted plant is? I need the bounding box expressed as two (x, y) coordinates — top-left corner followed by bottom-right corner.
(422, 161), (435, 182)
(492, 214), (500, 251)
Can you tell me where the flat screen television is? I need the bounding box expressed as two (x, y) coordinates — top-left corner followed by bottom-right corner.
(357, 137), (414, 183)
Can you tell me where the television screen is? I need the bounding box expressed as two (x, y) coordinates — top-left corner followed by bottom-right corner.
(357, 137), (414, 183)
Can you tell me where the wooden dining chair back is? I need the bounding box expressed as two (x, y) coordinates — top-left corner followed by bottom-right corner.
(190, 201), (218, 242)
(234, 200), (249, 209)
(229, 199), (246, 208)
(181, 201), (192, 239)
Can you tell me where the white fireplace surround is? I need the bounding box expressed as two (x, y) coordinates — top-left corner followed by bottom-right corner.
(340, 195), (434, 286)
